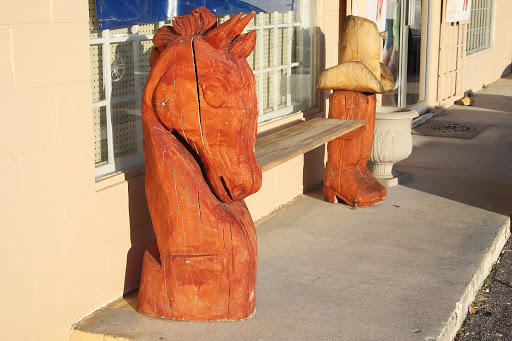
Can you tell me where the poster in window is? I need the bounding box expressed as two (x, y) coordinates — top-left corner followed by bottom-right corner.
(351, 0), (387, 31)
(445, 0), (472, 23)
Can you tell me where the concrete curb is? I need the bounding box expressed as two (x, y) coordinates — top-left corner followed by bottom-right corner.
(436, 218), (511, 341)
(411, 112), (434, 128)
(70, 329), (131, 340)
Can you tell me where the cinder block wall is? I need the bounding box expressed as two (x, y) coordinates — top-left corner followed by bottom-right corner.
(464, 0), (512, 92)
(0, 0), (132, 339)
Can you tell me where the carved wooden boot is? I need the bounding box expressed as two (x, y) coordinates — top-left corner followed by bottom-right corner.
(318, 15), (394, 207)
(323, 91), (386, 207)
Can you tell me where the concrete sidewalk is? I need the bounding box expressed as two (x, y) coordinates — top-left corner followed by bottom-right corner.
(72, 76), (512, 341)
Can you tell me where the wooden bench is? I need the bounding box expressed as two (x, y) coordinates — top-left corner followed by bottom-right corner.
(255, 117), (364, 172)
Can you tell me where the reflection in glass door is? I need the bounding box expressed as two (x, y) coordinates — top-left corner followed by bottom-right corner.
(381, 0), (428, 108)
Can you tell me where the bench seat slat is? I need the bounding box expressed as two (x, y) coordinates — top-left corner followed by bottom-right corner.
(255, 118), (365, 172)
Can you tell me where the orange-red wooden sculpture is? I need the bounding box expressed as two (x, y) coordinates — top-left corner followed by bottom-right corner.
(318, 16), (393, 208)
(137, 7), (262, 321)
(322, 91), (386, 207)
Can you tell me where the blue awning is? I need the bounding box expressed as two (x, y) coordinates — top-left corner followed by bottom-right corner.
(95, 0), (297, 30)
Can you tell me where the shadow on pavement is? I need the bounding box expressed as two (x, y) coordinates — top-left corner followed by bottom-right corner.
(397, 76), (512, 217)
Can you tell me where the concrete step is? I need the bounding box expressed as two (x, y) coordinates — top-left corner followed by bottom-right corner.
(71, 185), (510, 341)
(72, 75), (512, 341)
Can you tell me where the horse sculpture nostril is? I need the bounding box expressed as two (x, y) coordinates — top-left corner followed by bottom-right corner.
(231, 185), (247, 200)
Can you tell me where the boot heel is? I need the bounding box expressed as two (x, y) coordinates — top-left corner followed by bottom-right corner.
(323, 187), (338, 203)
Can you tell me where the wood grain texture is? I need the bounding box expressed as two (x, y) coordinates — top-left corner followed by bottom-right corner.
(317, 15), (394, 94)
(137, 7), (261, 321)
(317, 61), (394, 93)
(339, 16), (382, 79)
(255, 118), (364, 172)
(323, 91), (387, 207)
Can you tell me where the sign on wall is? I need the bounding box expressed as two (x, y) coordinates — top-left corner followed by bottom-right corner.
(445, 0), (472, 23)
(95, 0), (297, 30)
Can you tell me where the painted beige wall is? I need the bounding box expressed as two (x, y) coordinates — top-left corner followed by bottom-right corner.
(0, 0), (113, 339)
(0, 0), (340, 340)
(426, 0), (512, 107)
(426, 0), (442, 109)
(464, 0), (512, 92)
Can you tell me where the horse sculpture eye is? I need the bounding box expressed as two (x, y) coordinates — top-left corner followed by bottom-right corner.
(202, 82), (228, 108)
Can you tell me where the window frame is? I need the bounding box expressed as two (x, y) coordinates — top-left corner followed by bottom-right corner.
(466, 0), (495, 55)
(91, 24), (162, 180)
(90, 6), (317, 181)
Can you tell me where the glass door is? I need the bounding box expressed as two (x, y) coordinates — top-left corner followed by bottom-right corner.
(381, 0), (428, 108)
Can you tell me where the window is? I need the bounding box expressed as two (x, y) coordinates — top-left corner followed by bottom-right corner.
(244, 7), (316, 123)
(89, 0), (316, 179)
(466, 0), (494, 55)
(89, 0), (163, 179)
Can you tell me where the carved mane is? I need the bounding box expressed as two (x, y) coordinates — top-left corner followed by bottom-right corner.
(150, 7), (256, 68)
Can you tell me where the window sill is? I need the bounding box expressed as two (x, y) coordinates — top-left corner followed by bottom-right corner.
(95, 165), (145, 191)
(257, 107), (323, 137)
(466, 47), (495, 59)
(95, 107), (324, 190)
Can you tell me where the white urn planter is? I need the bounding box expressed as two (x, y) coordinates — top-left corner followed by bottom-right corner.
(369, 106), (419, 185)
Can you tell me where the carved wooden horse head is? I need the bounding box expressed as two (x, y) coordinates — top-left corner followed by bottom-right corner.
(143, 7), (261, 203)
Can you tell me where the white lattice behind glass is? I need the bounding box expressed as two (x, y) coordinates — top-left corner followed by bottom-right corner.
(89, 0), (314, 178)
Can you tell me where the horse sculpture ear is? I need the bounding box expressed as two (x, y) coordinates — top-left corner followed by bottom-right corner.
(229, 30), (257, 60)
(233, 11), (255, 36)
(203, 11), (255, 51)
(173, 6), (217, 37)
(149, 48), (161, 69)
